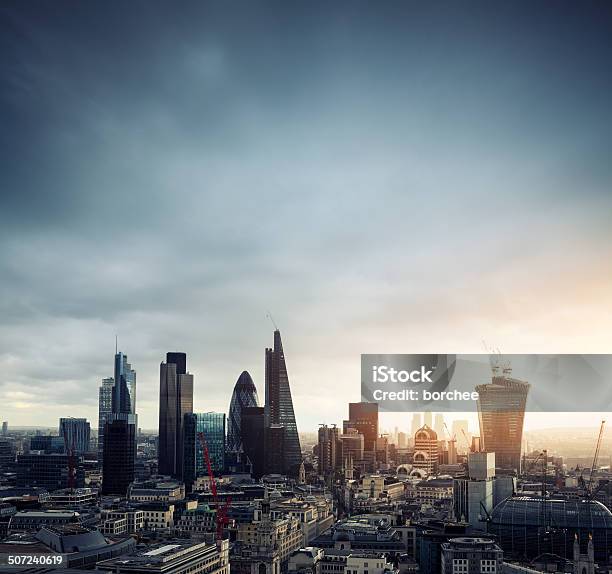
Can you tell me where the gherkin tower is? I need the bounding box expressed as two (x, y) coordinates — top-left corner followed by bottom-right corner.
(227, 371), (259, 452)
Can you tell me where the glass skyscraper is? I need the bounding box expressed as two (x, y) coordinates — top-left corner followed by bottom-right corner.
(158, 352), (194, 478)
(98, 377), (114, 464)
(183, 412), (226, 491)
(264, 329), (302, 476)
(102, 351), (137, 495)
(476, 370), (530, 472)
(227, 370), (259, 452)
(59, 417), (90, 454)
(113, 352), (136, 415)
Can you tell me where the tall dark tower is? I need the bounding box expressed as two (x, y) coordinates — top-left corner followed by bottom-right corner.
(477, 366), (530, 473)
(158, 352), (194, 478)
(227, 371), (259, 452)
(343, 402), (379, 452)
(264, 329), (302, 475)
(102, 351), (137, 495)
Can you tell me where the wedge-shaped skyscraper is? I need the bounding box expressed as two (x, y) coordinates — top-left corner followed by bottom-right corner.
(264, 329), (302, 475)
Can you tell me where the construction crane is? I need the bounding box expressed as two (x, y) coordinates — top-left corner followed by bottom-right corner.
(197, 432), (231, 539)
(585, 420), (606, 498)
(443, 422), (454, 441)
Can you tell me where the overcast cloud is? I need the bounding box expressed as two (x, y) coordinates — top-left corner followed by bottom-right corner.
(1, 1), (612, 431)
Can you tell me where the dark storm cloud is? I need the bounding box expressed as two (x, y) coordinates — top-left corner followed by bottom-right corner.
(1, 1), (612, 427)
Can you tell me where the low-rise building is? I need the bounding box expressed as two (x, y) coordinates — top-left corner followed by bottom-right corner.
(232, 497), (304, 574)
(128, 479), (185, 503)
(102, 508), (146, 534)
(97, 538), (230, 574)
(440, 537), (503, 574)
(413, 479), (453, 504)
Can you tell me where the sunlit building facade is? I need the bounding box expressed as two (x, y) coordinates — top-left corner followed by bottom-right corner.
(477, 372), (529, 473)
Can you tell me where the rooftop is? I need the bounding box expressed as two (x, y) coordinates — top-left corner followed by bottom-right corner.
(99, 540), (211, 567)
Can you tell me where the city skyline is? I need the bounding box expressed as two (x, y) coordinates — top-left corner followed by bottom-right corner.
(2, 1), (612, 431)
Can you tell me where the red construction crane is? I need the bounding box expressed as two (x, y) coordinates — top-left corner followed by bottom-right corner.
(197, 432), (231, 539)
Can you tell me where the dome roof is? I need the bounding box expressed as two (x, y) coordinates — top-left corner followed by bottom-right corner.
(235, 370), (257, 390)
(490, 496), (612, 530)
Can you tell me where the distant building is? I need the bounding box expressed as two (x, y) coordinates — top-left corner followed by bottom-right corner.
(318, 424), (342, 477)
(59, 418), (91, 454)
(413, 425), (438, 474)
(411, 414), (422, 439)
(344, 403), (378, 452)
(440, 537), (503, 574)
(339, 429), (365, 470)
(265, 329), (302, 476)
(183, 412), (226, 491)
(397, 432), (408, 449)
(158, 352), (194, 478)
(1, 422), (7, 436)
(476, 370), (529, 473)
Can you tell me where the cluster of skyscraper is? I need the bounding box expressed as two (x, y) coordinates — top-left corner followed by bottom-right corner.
(97, 329), (303, 495)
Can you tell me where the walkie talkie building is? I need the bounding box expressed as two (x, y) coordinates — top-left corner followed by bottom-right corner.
(477, 369), (529, 473)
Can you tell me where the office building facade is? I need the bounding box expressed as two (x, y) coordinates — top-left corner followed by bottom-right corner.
(264, 329), (302, 476)
(158, 352), (194, 478)
(59, 417), (91, 454)
(344, 402), (378, 452)
(241, 406), (265, 479)
(476, 372), (529, 472)
(441, 537), (503, 574)
(16, 453), (85, 491)
(183, 412), (226, 491)
(413, 424), (438, 475)
(227, 371), (259, 453)
(102, 351), (137, 495)
(98, 377), (114, 464)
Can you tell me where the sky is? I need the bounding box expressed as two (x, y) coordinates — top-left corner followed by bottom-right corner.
(1, 1), (612, 433)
